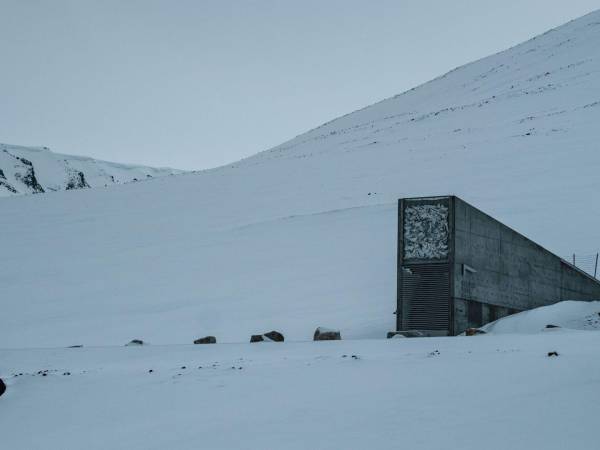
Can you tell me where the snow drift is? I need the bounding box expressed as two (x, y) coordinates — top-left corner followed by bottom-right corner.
(482, 300), (600, 334)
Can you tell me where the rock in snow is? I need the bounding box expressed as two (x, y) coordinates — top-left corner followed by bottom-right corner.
(313, 327), (342, 341)
(0, 378), (5, 397)
(264, 331), (284, 342)
(250, 331), (284, 342)
(193, 336), (217, 344)
(465, 328), (487, 336)
(125, 339), (145, 346)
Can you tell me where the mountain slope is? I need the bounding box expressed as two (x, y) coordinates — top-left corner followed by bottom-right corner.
(2, 11), (600, 347)
(0, 143), (182, 196)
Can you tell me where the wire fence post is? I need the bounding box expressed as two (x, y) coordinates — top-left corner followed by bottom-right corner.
(572, 253), (576, 266)
(595, 253), (599, 279)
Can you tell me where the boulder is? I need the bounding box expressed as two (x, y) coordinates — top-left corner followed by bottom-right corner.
(313, 327), (341, 341)
(0, 378), (5, 397)
(194, 336), (216, 344)
(264, 331), (284, 342)
(465, 328), (486, 336)
(250, 331), (284, 342)
(125, 339), (144, 346)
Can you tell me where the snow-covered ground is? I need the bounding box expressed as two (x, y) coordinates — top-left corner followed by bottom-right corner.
(2, 9), (600, 449)
(0, 143), (182, 196)
(3, 302), (599, 449)
(1, 328), (599, 450)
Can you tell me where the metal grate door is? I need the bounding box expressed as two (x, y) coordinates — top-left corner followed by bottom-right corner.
(401, 263), (451, 331)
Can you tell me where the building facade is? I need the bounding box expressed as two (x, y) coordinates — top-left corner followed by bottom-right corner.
(396, 196), (600, 335)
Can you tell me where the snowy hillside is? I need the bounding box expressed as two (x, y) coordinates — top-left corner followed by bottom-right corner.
(2, 11), (600, 348)
(0, 143), (182, 196)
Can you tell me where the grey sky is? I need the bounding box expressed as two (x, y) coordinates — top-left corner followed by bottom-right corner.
(1, 0), (598, 170)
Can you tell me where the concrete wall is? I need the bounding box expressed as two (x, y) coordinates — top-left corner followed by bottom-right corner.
(452, 196), (600, 334)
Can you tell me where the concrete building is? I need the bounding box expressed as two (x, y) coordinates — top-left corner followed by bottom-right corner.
(396, 196), (600, 336)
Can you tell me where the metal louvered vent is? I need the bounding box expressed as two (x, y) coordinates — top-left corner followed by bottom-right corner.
(401, 263), (450, 331)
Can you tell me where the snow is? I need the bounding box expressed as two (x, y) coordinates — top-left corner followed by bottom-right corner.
(0, 201), (396, 347)
(0, 143), (182, 196)
(483, 300), (600, 334)
(1, 332), (599, 450)
(2, 10), (600, 448)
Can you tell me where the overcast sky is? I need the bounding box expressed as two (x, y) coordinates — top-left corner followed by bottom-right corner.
(1, 1), (598, 170)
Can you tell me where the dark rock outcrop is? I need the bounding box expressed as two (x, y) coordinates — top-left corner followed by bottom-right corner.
(313, 327), (341, 341)
(0, 180), (17, 193)
(0, 378), (6, 397)
(1, 156), (19, 192)
(125, 339), (144, 346)
(66, 171), (90, 190)
(545, 324), (560, 329)
(194, 336), (216, 344)
(15, 165), (44, 193)
(10, 153), (44, 193)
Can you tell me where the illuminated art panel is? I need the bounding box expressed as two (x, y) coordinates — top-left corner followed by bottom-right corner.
(403, 202), (449, 260)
